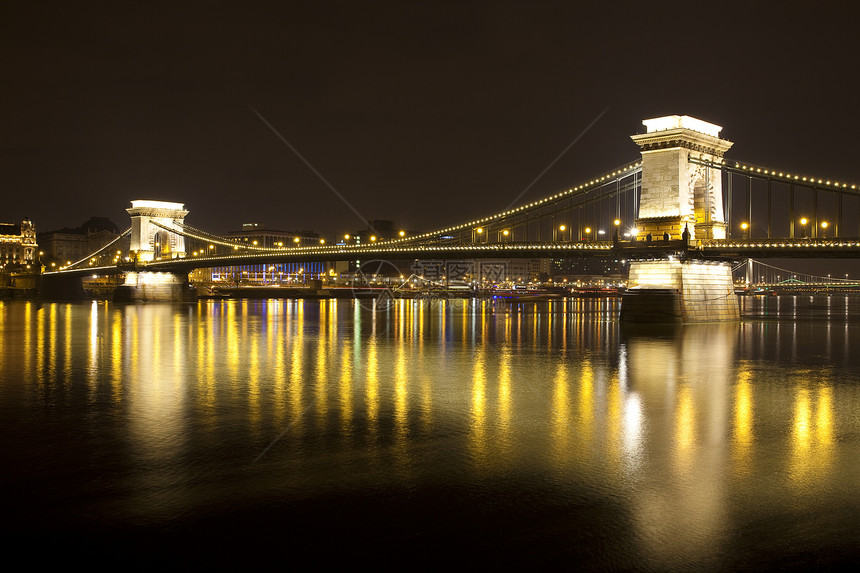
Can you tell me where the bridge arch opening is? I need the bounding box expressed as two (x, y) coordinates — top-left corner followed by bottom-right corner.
(693, 176), (710, 226)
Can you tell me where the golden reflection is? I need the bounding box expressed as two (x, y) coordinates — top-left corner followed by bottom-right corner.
(816, 386), (833, 447)
(35, 302), (45, 386)
(339, 337), (354, 440)
(790, 386), (812, 481)
(47, 304), (57, 389)
(577, 360), (594, 453)
(111, 309), (123, 401)
(128, 306), (139, 388)
(87, 301), (99, 392)
(248, 320), (261, 434)
(315, 302), (329, 430)
(605, 373), (623, 474)
(365, 337), (379, 435)
(393, 342), (412, 480)
(172, 313), (183, 376)
(622, 391), (644, 474)
(468, 346), (488, 470)
(789, 379), (835, 488)
(496, 350), (512, 455)
(732, 366), (754, 476)
(23, 301), (32, 385)
(674, 383), (696, 474)
(551, 363), (572, 466)
(196, 305), (215, 421)
(288, 301), (305, 434)
(272, 305), (288, 426)
(394, 345), (408, 441)
(226, 301), (239, 386)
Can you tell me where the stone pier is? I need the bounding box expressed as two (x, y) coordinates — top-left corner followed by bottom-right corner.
(621, 115), (739, 322)
(620, 259), (739, 322)
(113, 271), (197, 302)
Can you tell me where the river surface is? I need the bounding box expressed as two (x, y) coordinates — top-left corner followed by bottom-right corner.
(1, 296), (858, 569)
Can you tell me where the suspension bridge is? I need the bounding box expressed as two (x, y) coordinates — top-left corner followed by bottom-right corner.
(40, 115), (860, 321)
(732, 259), (860, 294)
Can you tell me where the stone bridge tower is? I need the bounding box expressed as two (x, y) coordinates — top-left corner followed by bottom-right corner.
(116, 200), (195, 302)
(631, 116), (733, 241)
(621, 115), (739, 323)
(126, 200), (189, 262)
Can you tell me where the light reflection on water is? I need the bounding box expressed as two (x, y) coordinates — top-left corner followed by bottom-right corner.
(1, 297), (857, 568)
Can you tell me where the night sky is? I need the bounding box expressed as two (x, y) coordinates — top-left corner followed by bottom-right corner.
(3, 1), (860, 239)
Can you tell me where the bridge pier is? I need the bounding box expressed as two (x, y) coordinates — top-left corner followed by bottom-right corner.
(620, 260), (738, 322)
(38, 273), (89, 300)
(113, 271), (197, 302)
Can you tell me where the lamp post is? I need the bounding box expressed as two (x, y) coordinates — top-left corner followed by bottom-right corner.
(741, 222), (749, 239)
(821, 221), (829, 238)
(799, 217), (808, 238)
(558, 224), (567, 242)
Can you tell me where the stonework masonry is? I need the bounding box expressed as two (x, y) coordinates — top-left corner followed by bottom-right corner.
(631, 116), (733, 241)
(114, 271), (197, 302)
(621, 259), (739, 322)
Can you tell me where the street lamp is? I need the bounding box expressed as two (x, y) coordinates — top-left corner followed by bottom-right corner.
(741, 222), (749, 239)
(584, 227), (592, 241)
(799, 217), (808, 238)
(821, 221), (829, 238)
(559, 224), (566, 241)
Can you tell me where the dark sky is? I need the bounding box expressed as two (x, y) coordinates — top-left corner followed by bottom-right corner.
(3, 1), (860, 239)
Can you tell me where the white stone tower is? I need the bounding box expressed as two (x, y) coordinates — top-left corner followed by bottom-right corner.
(621, 115), (739, 322)
(126, 200), (189, 262)
(631, 115), (733, 240)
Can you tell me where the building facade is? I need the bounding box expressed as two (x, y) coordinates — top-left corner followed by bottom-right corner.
(227, 223), (322, 248)
(0, 218), (37, 268)
(38, 217), (121, 268)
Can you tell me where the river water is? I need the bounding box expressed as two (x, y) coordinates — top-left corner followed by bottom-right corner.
(1, 296), (858, 569)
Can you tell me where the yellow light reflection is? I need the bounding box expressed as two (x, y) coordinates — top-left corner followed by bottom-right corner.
(365, 337), (379, 437)
(732, 367), (754, 476)
(551, 364), (572, 467)
(789, 380), (835, 489)
(468, 347), (488, 471)
(674, 384), (696, 474)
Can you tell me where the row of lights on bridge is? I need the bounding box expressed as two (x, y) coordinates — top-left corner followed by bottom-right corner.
(732, 162), (857, 190)
(472, 219), (628, 240)
(388, 161), (642, 244)
(739, 217), (830, 236)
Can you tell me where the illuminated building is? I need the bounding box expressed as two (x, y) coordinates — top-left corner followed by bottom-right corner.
(38, 217), (120, 267)
(227, 223), (320, 248)
(189, 223), (327, 285)
(0, 218), (37, 268)
(547, 257), (628, 284)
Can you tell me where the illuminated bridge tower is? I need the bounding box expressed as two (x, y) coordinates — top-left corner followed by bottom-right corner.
(621, 116), (739, 322)
(127, 200), (189, 262)
(115, 200), (196, 302)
